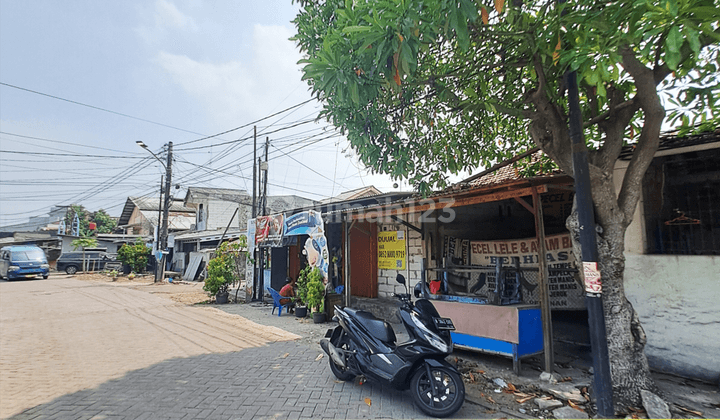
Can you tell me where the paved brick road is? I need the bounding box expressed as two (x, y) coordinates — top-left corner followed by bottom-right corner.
(1, 277), (492, 419)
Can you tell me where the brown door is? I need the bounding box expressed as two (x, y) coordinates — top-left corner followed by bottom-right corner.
(348, 221), (377, 298)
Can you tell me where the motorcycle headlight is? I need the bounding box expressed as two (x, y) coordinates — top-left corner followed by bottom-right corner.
(424, 332), (450, 353)
(411, 312), (450, 353)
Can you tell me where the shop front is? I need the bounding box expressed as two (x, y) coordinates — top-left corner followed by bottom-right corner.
(340, 170), (581, 374)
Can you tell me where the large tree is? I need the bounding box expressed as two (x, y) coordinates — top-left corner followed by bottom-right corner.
(292, 0), (719, 411)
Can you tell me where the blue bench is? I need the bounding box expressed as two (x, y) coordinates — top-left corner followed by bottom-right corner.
(267, 287), (293, 317)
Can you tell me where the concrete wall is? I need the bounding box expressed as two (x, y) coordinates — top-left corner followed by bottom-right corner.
(624, 254), (720, 383)
(207, 199), (239, 231)
(616, 148), (720, 384)
(376, 214), (424, 299)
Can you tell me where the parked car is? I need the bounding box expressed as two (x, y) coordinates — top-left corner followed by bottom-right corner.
(0, 245), (50, 280)
(56, 251), (117, 275)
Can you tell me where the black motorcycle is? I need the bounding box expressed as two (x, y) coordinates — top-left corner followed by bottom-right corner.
(320, 274), (465, 418)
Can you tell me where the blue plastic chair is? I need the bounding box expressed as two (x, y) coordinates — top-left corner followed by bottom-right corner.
(267, 287), (293, 317)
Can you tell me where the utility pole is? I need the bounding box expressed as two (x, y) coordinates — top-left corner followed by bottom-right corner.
(566, 70), (614, 416)
(252, 127), (258, 300)
(252, 126), (257, 220)
(155, 175), (163, 281)
(159, 141), (173, 283)
(262, 137), (269, 216)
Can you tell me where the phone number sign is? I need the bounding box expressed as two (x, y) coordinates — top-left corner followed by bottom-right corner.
(378, 231), (406, 270)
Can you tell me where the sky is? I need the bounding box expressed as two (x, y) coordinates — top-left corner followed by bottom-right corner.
(0, 0), (420, 227)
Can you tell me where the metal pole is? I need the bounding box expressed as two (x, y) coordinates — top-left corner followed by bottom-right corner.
(566, 70), (614, 416)
(262, 137), (269, 216)
(532, 187), (554, 373)
(252, 127), (258, 299)
(344, 214), (351, 306)
(159, 141), (172, 282)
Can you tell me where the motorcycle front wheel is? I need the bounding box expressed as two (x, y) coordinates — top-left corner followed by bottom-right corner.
(328, 331), (355, 382)
(410, 364), (465, 418)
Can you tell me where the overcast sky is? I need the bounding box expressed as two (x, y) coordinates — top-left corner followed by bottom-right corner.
(0, 0), (417, 227)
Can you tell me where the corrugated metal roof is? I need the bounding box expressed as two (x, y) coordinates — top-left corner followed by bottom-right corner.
(619, 129), (720, 159)
(118, 196), (195, 226)
(172, 227), (244, 242)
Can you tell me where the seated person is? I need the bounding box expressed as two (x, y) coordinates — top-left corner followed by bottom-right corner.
(279, 277), (296, 307)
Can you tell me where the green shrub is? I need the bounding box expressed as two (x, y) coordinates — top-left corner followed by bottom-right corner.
(203, 241), (239, 296)
(117, 239), (150, 273)
(305, 267), (325, 313)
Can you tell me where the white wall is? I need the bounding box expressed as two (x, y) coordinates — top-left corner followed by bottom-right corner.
(624, 254), (720, 383)
(207, 199), (238, 231)
(377, 215), (424, 299)
(616, 146), (720, 383)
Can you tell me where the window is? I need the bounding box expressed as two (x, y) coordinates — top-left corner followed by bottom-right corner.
(643, 147), (720, 255)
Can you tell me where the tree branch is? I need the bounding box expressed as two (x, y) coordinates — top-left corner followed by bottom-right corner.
(616, 46), (665, 226)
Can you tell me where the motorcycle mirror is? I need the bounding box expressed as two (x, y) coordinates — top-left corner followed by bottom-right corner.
(396, 273), (406, 285)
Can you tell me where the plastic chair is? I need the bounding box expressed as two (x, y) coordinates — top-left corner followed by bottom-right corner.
(267, 287), (293, 317)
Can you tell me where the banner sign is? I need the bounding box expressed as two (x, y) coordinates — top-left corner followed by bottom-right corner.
(248, 210), (329, 283)
(378, 231), (406, 270)
(255, 214), (284, 246)
(469, 233), (585, 309)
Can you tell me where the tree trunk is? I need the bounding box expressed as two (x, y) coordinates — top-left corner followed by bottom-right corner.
(567, 195), (656, 413)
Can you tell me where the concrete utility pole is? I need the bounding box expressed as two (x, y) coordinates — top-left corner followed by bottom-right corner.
(566, 71), (614, 416)
(159, 142), (173, 282)
(262, 137), (269, 216)
(156, 175), (163, 281)
(252, 127), (257, 220)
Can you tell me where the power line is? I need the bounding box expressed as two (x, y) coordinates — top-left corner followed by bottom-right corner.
(174, 98), (316, 146)
(0, 131), (135, 154)
(0, 150), (147, 159)
(0, 82), (206, 136)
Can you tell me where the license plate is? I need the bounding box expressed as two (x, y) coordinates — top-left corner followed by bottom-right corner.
(434, 317), (455, 330)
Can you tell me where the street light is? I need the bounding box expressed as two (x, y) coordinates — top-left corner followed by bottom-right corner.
(136, 141), (165, 168)
(136, 141), (173, 282)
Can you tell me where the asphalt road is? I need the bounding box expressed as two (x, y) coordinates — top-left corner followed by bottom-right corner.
(0, 276), (492, 419)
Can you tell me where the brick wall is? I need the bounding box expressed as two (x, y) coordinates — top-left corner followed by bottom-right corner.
(376, 216), (424, 299)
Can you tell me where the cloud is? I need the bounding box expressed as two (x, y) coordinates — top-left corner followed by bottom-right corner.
(155, 24), (308, 127)
(155, 0), (198, 31)
(135, 0), (197, 45)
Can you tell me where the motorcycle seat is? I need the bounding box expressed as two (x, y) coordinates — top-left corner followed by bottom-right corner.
(345, 308), (396, 344)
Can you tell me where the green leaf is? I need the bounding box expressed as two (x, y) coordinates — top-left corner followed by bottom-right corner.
(349, 81), (360, 105)
(683, 26), (700, 55)
(665, 25), (683, 53)
(665, 49), (681, 70)
(343, 25), (372, 33)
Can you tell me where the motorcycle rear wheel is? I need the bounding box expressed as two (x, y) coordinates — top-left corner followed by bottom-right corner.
(410, 364), (465, 418)
(328, 332), (355, 382)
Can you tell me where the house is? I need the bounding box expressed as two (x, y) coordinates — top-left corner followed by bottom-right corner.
(0, 205), (70, 234)
(615, 130), (720, 383)
(171, 187), (319, 279)
(320, 185), (383, 204)
(116, 196), (195, 237)
(302, 131), (718, 383)
(58, 233), (152, 254)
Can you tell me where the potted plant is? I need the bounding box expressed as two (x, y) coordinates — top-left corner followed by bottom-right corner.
(305, 267), (326, 323)
(203, 242), (237, 304)
(294, 265), (311, 317)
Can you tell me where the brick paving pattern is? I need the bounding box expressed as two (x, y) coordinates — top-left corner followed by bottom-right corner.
(1, 278), (491, 419)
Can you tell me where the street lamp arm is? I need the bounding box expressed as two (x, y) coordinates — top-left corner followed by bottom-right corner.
(136, 141), (166, 168)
